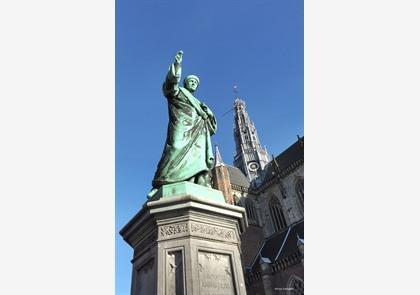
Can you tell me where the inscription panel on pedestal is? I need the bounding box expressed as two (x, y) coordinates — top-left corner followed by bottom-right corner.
(198, 251), (236, 295)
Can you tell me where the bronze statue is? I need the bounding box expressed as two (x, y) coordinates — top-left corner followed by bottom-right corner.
(148, 50), (217, 199)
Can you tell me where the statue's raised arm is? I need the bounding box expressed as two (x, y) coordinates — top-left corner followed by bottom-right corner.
(163, 50), (183, 98)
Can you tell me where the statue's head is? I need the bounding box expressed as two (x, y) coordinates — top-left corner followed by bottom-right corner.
(183, 75), (200, 93)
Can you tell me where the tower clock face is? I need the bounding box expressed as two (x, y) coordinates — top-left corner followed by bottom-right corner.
(248, 161), (260, 171)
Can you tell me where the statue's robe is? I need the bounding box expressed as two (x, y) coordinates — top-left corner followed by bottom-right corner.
(151, 63), (217, 188)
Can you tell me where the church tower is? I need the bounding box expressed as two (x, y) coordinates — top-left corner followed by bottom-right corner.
(233, 94), (271, 184)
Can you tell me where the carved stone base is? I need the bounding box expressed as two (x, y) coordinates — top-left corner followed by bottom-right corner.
(120, 191), (249, 295)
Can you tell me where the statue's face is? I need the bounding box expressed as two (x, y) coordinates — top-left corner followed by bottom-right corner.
(185, 78), (199, 92)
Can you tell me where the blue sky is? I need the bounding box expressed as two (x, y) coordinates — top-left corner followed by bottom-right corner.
(116, 0), (303, 293)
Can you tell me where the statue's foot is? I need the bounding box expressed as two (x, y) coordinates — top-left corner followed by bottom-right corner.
(147, 188), (158, 199)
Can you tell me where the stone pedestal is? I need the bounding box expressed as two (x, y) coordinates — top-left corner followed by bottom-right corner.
(120, 182), (249, 295)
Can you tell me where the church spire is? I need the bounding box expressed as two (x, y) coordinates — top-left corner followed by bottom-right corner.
(214, 145), (225, 167)
(232, 91), (270, 183)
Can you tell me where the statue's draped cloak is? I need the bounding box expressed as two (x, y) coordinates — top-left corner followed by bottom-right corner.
(151, 64), (216, 188)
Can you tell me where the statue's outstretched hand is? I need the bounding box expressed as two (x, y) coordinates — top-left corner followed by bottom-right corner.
(174, 50), (183, 65)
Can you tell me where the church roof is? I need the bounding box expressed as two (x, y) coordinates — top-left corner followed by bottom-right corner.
(261, 137), (304, 183)
(226, 165), (250, 188)
(249, 219), (304, 270)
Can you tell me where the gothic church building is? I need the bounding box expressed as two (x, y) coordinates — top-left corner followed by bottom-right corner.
(212, 97), (304, 295)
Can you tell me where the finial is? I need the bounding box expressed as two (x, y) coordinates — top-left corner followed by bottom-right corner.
(233, 84), (241, 104)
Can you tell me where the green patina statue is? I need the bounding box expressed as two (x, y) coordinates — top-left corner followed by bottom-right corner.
(147, 50), (217, 199)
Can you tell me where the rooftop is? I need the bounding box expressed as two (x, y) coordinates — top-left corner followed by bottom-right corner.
(249, 219), (304, 270)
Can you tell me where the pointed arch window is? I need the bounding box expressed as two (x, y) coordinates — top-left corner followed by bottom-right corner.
(287, 275), (304, 295)
(245, 198), (258, 224)
(295, 179), (304, 212)
(269, 196), (287, 232)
